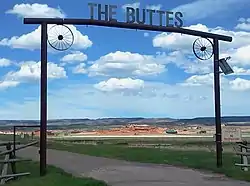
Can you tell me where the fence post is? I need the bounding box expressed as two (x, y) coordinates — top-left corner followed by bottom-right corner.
(0, 144), (11, 185)
(13, 126), (16, 157)
(242, 141), (248, 171)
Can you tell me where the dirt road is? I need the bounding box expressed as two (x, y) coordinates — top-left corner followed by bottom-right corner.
(16, 146), (249, 186)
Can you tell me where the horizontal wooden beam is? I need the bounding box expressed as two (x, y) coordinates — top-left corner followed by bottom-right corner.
(238, 144), (250, 149)
(0, 142), (21, 147)
(13, 125), (40, 128)
(23, 18), (233, 42)
(0, 141), (38, 156)
(4, 177), (14, 182)
(236, 151), (250, 156)
(15, 141), (38, 151)
(235, 163), (250, 167)
(0, 172), (30, 179)
(0, 159), (31, 164)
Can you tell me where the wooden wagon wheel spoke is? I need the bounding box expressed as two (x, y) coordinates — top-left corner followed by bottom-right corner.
(48, 24), (74, 51)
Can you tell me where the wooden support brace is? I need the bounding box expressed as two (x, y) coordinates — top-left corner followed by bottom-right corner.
(235, 151), (250, 156)
(0, 159), (31, 164)
(4, 177), (14, 182)
(0, 154), (10, 185)
(0, 142), (21, 147)
(0, 141), (38, 156)
(15, 141), (39, 151)
(238, 144), (250, 149)
(0, 172), (30, 179)
(235, 163), (250, 167)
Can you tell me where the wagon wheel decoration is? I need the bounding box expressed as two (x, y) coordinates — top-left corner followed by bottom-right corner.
(48, 24), (74, 51)
(193, 38), (214, 60)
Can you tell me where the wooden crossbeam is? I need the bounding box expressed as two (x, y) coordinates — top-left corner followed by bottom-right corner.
(0, 172), (30, 179)
(236, 151), (250, 156)
(15, 141), (38, 151)
(0, 159), (31, 164)
(4, 177), (14, 182)
(235, 163), (250, 167)
(0, 142), (21, 147)
(238, 143), (250, 149)
(0, 141), (38, 156)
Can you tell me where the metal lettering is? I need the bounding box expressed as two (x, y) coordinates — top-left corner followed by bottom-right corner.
(126, 7), (135, 23)
(166, 11), (174, 27)
(98, 4), (109, 21)
(136, 8), (146, 24)
(156, 10), (165, 26)
(88, 3), (97, 20)
(146, 9), (155, 25)
(109, 5), (117, 22)
(175, 12), (183, 27)
(88, 3), (184, 28)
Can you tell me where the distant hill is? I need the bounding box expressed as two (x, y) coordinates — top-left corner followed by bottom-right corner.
(178, 116), (250, 125)
(0, 116), (249, 129)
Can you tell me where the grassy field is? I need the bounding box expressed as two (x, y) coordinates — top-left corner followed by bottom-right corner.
(46, 141), (250, 182)
(52, 137), (239, 154)
(7, 161), (108, 186)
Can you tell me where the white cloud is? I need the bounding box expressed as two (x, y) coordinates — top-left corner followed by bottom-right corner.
(0, 80), (19, 89)
(94, 78), (144, 92)
(0, 25), (92, 51)
(146, 4), (162, 10)
(181, 72), (250, 92)
(88, 51), (166, 77)
(2, 77), (250, 119)
(160, 50), (213, 74)
(0, 58), (12, 67)
(122, 2), (140, 10)
(183, 60), (213, 74)
(6, 3), (66, 18)
(226, 45), (250, 66)
(166, 45), (250, 75)
(232, 66), (250, 75)
(172, 0), (248, 22)
(181, 73), (215, 86)
(239, 18), (250, 22)
(61, 51), (87, 64)
(235, 23), (250, 31)
(5, 61), (67, 82)
(235, 17), (250, 31)
(153, 24), (250, 52)
(181, 73), (229, 87)
(122, 3), (162, 11)
(229, 78), (250, 91)
(72, 63), (87, 74)
(152, 23), (250, 72)
(153, 24), (210, 51)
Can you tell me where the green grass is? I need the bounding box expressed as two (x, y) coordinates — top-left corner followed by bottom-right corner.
(7, 161), (108, 186)
(0, 134), (34, 144)
(47, 141), (250, 182)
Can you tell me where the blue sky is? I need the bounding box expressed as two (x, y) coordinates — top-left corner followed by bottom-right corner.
(0, 0), (250, 120)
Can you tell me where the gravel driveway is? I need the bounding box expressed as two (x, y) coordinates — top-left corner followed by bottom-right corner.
(16, 146), (249, 186)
